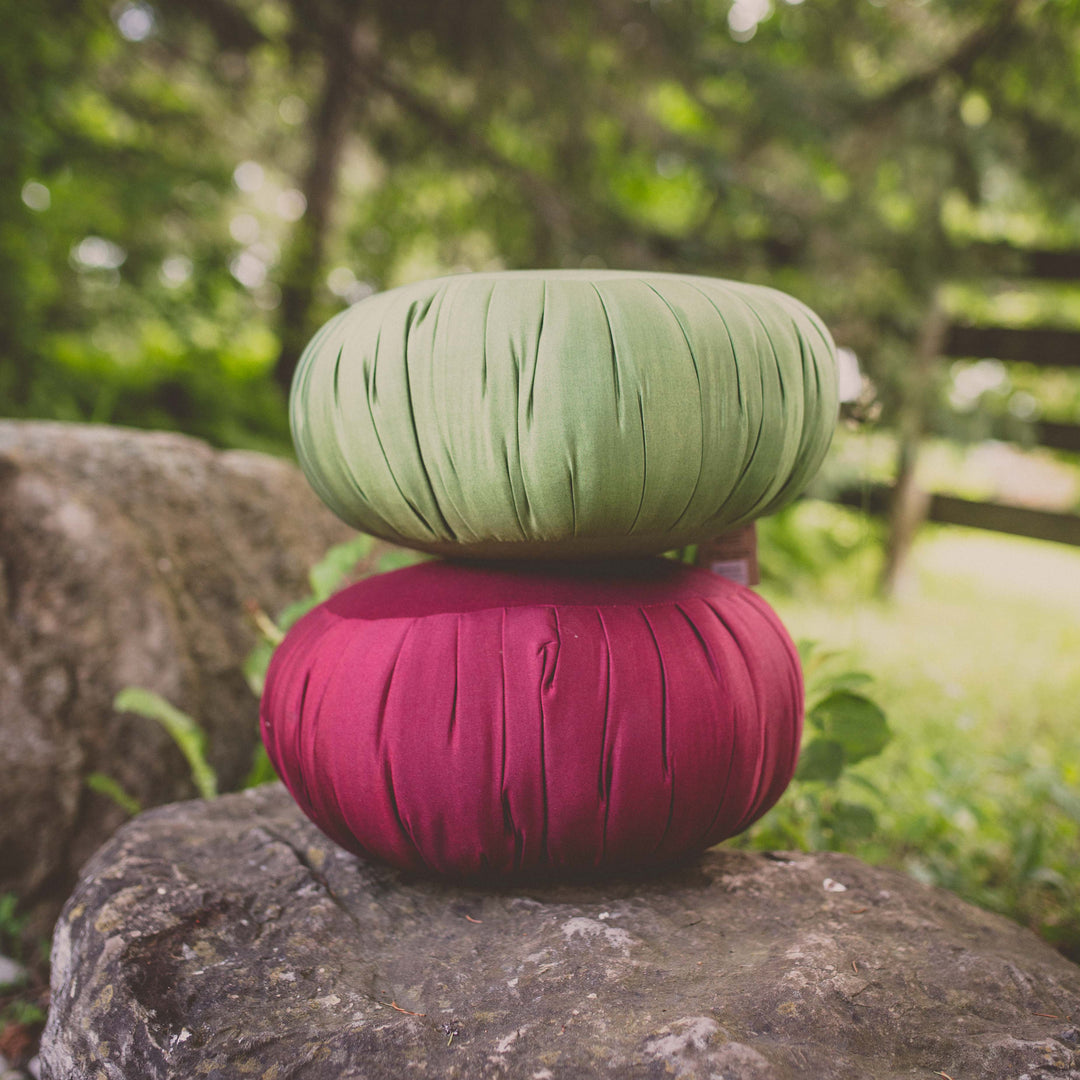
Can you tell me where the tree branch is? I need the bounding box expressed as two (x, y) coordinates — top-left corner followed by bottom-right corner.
(169, 0), (270, 53)
(350, 45), (804, 269)
(868, 0), (1023, 114)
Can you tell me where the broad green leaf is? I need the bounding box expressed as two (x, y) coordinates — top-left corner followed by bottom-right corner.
(821, 671), (874, 693)
(810, 690), (891, 764)
(829, 800), (878, 841)
(114, 688), (218, 800)
(375, 548), (429, 573)
(308, 534), (374, 600)
(796, 738), (844, 783)
(242, 743), (279, 789)
(277, 596), (318, 633)
(243, 638), (275, 697)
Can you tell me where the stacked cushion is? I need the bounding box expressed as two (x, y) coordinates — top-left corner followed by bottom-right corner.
(291, 270), (837, 559)
(267, 269), (835, 877)
(261, 558), (803, 876)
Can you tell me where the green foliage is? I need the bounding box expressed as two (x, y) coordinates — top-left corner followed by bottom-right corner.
(113, 688), (218, 800)
(801, 688), (891, 776)
(756, 499), (886, 599)
(240, 639), (278, 702)
(90, 690), (227, 816)
(2, 999), (46, 1028)
(0, 0), (297, 449)
(307, 534), (376, 603)
(4, 0), (1079, 440)
(244, 534), (426, 697)
(0, 894), (48, 1044)
(734, 643), (894, 852)
(758, 529), (1080, 960)
(881, 748), (1080, 958)
(0, 894), (29, 965)
(85, 771), (143, 816)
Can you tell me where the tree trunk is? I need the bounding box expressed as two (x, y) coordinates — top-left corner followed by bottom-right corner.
(879, 302), (948, 597)
(272, 18), (363, 392)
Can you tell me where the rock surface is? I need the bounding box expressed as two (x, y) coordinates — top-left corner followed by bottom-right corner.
(0, 422), (351, 926)
(42, 784), (1080, 1080)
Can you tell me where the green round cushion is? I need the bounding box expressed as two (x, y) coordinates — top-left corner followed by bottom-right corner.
(291, 270), (837, 559)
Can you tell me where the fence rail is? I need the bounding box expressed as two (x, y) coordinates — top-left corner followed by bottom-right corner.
(969, 243), (1080, 281)
(1028, 420), (1080, 454)
(866, 246), (1080, 570)
(833, 484), (1080, 548)
(943, 324), (1080, 367)
(929, 415), (1080, 454)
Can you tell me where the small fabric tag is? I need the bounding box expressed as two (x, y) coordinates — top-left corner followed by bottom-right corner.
(708, 558), (751, 587)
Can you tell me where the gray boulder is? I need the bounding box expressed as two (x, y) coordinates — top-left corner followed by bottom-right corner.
(42, 784), (1080, 1079)
(0, 422), (351, 929)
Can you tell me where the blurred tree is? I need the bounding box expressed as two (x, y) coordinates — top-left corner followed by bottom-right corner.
(2, 0), (1078, 462)
(0, 1), (102, 409)
(1, 0), (295, 449)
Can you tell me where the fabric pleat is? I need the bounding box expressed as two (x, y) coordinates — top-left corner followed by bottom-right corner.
(261, 558), (804, 877)
(290, 270), (838, 559)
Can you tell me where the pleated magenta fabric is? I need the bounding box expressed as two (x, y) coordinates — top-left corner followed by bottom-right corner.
(261, 558), (803, 876)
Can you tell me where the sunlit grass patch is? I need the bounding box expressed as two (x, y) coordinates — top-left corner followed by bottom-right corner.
(754, 525), (1080, 958)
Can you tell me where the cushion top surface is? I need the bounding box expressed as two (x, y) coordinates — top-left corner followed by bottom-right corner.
(291, 270), (838, 558)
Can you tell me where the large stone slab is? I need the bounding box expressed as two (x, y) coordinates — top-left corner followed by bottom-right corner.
(0, 422), (351, 925)
(42, 784), (1080, 1079)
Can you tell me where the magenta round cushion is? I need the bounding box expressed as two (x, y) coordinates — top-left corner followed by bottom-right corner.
(260, 559), (803, 876)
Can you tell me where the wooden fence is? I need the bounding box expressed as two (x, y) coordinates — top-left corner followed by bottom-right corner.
(834, 244), (1080, 557)
(834, 484), (1080, 548)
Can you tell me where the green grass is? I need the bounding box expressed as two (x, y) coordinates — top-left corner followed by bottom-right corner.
(751, 512), (1080, 958)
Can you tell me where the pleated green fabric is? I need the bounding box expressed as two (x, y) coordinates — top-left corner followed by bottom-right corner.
(291, 270), (838, 558)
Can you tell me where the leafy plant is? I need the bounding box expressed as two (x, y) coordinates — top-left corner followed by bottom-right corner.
(878, 747), (1080, 960)
(85, 686), (219, 813)
(2, 999), (45, 1028)
(0, 893), (48, 1056)
(114, 688), (219, 800)
(0, 894), (29, 965)
(243, 534), (424, 696)
(85, 772), (143, 816)
(733, 641), (893, 853)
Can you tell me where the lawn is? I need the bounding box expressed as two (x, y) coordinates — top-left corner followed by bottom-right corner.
(750, 505), (1080, 958)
